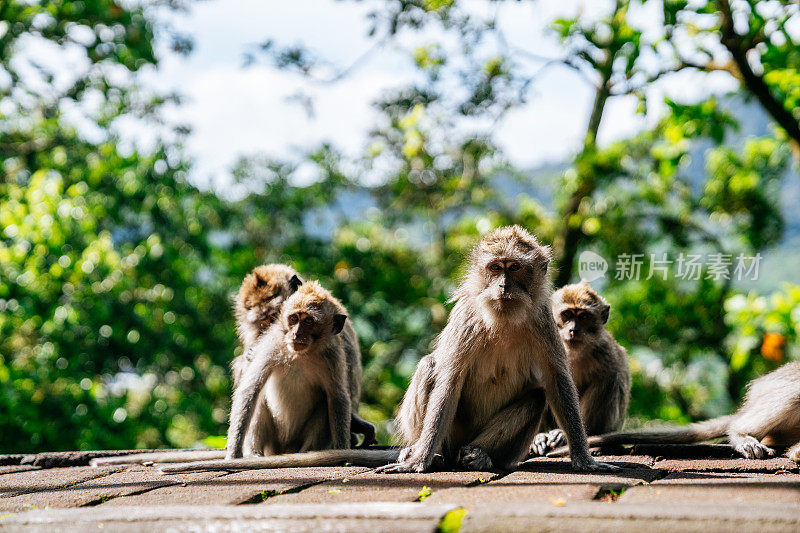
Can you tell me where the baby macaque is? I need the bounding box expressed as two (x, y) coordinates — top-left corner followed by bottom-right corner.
(530, 282), (630, 456)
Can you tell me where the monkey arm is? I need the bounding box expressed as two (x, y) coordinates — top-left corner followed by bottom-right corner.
(579, 377), (628, 436)
(324, 357), (352, 450)
(377, 355), (465, 473)
(226, 343), (280, 459)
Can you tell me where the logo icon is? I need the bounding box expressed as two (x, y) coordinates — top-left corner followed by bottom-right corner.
(577, 250), (608, 282)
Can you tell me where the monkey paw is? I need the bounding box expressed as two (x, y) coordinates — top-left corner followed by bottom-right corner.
(375, 459), (429, 474)
(734, 436), (775, 459)
(571, 455), (620, 472)
(457, 445), (494, 471)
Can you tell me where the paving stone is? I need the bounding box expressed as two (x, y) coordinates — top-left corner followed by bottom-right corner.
(0, 466), (122, 499)
(0, 466), (222, 512)
(461, 501), (800, 533)
(105, 466), (367, 506)
(425, 458), (658, 507)
(0, 502), (457, 533)
(0, 466), (40, 476)
(654, 457), (799, 473)
(620, 471), (800, 504)
(269, 469), (495, 504)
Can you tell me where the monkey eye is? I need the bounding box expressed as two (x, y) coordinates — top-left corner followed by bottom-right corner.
(302, 317), (315, 326)
(508, 262), (521, 272)
(575, 310), (587, 320)
(488, 263), (503, 272)
(288, 315), (298, 325)
(561, 310), (574, 320)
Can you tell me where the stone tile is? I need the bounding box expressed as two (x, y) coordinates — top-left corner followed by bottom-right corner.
(461, 501), (800, 533)
(425, 460), (661, 507)
(620, 471), (800, 504)
(0, 466), (122, 499)
(105, 466), (367, 506)
(270, 469), (495, 504)
(0, 502), (457, 533)
(0, 466), (40, 476)
(0, 466), (218, 512)
(654, 457), (799, 474)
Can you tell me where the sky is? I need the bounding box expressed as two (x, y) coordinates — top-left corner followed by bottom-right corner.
(141, 0), (739, 189)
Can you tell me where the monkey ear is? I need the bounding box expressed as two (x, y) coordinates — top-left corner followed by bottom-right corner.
(332, 314), (347, 335)
(254, 275), (267, 287)
(600, 304), (610, 324)
(289, 274), (303, 293)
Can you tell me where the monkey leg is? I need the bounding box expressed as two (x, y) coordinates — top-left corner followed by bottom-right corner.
(244, 399), (277, 457)
(728, 417), (776, 459)
(467, 388), (547, 470)
(299, 408), (333, 453)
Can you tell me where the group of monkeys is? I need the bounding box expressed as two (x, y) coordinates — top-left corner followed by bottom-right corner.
(148, 225), (800, 474)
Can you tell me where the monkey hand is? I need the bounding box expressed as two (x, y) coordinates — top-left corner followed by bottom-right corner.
(733, 436), (775, 459)
(530, 429), (566, 456)
(570, 454), (620, 472)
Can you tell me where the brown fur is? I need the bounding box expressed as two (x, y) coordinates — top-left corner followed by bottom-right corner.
(232, 264), (304, 387)
(227, 281), (354, 458)
(377, 225), (617, 473)
(550, 361), (800, 462)
(232, 265), (375, 447)
(530, 282), (631, 456)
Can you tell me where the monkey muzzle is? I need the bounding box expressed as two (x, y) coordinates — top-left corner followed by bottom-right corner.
(290, 338), (311, 352)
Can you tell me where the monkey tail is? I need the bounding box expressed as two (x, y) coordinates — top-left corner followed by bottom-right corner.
(588, 415), (735, 447)
(546, 415), (734, 457)
(158, 448), (401, 474)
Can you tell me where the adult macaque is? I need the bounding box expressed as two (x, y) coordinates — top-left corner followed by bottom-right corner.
(549, 362), (800, 462)
(377, 225), (618, 473)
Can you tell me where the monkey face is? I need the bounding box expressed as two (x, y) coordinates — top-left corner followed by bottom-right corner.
(552, 282), (610, 345)
(283, 304), (347, 354)
(469, 226), (552, 317)
(555, 307), (605, 345)
(482, 259), (533, 307)
(239, 268), (303, 333)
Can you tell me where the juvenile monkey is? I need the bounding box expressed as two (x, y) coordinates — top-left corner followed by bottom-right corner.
(529, 282), (630, 456)
(227, 281), (356, 458)
(549, 361), (800, 462)
(232, 264), (303, 387)
(233, 264), (376, 447)
(377, 225), (617, 473)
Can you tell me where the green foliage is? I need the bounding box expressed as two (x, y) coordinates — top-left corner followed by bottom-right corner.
(2, 0), (800, 453)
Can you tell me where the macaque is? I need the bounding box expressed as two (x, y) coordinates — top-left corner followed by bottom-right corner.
(377, 225), (618, 473)
(232, 264), (303, 387)
(548, 361), (800, 462)
(530, 282), (630, 456)
(233, 264), (375, 447)
(227, 281), (358, 457)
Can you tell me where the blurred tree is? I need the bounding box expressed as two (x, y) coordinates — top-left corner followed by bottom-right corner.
(0, 1), (237, 451)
